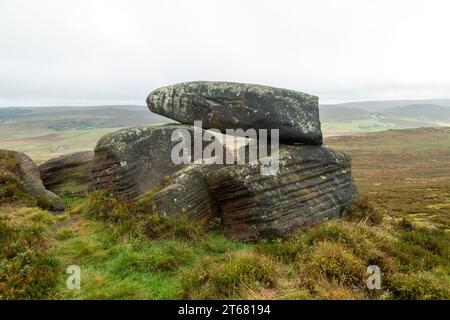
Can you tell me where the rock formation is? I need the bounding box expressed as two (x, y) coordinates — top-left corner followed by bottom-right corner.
(0, 150), (64, 211)
(147, 81), (322, 145)
(39, 151), (93, 196)
(89, 81), (357, 240)
(91, 124), (212, 200)
(152, 145), (356, 241)
(205, 145), (357, 241)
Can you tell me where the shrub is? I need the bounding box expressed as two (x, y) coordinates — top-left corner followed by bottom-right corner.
(313, 279), (366, 300)
(0, 151), (35, 206)
(55, 228), (77, 240)
(400, 229), (449, 257)
(399, 217), (414, 231)
(28, 210), (56, 225)
(179, 251), (278, 299)
(0, 220), (59, 299)
(387, 271), (450, 299)
(345, 197), (384, 225)
(390, 229), (449, 272)
(145, 214), (204, 243)
(257, 236), (308, 263)
(83, 190), (131, 222)
(0, 152), (20, 201)
(36, 197), (53, 211)
(303, 222), (391, 266)
(207, 217), (224, 234)
(258, 221), (393, 270)
(134, 188), (160, 215)
(82, 190), (204, 242)
(298, 242), (366, 286)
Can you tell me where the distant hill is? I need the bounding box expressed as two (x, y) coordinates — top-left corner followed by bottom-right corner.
(0, 105), (172, 130)
(0, 105), (174, 163)
(321, 99), (450, 112)
(319, 99), (450, 136)
(381, 104), (450, 121)
(319, 106), (370, 122)
(1, 103), (450, 162)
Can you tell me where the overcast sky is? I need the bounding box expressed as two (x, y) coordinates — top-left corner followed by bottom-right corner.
(1, 0), (449, 106)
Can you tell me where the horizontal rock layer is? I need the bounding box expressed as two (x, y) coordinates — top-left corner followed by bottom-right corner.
(205, 145), (357, 241)
(152, 144), (357, 241)
(39, 151), (93, 196)
(91, 124), (211, 200)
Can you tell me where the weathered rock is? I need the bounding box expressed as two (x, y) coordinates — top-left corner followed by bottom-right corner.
(205, 145), (357, 241)
(151, 144), (357, 241)
(39, 151), (93, 196)
(91, 124), (213, 200)
(0, 150), (65, 211)
(153, 164), (222, 225)
(147, 81), (323, 145)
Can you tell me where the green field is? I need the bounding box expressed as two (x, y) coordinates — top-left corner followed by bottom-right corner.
(322, 117), (450, 137)
(322, 118), (396, 135)
(2, 104), (450, 162)
(0, 106), (171, 163)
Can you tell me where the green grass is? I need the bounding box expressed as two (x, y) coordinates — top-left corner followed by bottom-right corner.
(0, 128), (118, 164)
(0, 192), (448, 300)
(46, 192), (251, 299)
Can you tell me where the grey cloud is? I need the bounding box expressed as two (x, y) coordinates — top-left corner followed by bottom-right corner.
(1, 0), (449, 106)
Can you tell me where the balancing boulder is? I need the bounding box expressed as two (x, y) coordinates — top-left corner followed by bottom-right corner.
(147, 81), (322, 145)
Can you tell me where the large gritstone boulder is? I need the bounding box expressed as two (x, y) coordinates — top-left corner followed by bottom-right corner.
(0, 150), (65, 211)
(152, 145), (357, 241)
(39, 151), (93, 196)
(91, 125), (213, 200)
(147, 81), (322, 145)
(205, 145), (357, 241)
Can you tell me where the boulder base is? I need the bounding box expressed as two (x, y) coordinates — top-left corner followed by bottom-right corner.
(152, 144), (357, 241)
(153, 164), (222, 225)
(206, 145), (357, 241)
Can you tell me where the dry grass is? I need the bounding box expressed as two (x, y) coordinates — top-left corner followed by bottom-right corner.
(326, 127), (450, 230)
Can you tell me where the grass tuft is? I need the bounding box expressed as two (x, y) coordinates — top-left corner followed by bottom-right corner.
(0, 219), (59, 299)
(179, 251), (278, 299)
(345, 197), (384, 225)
